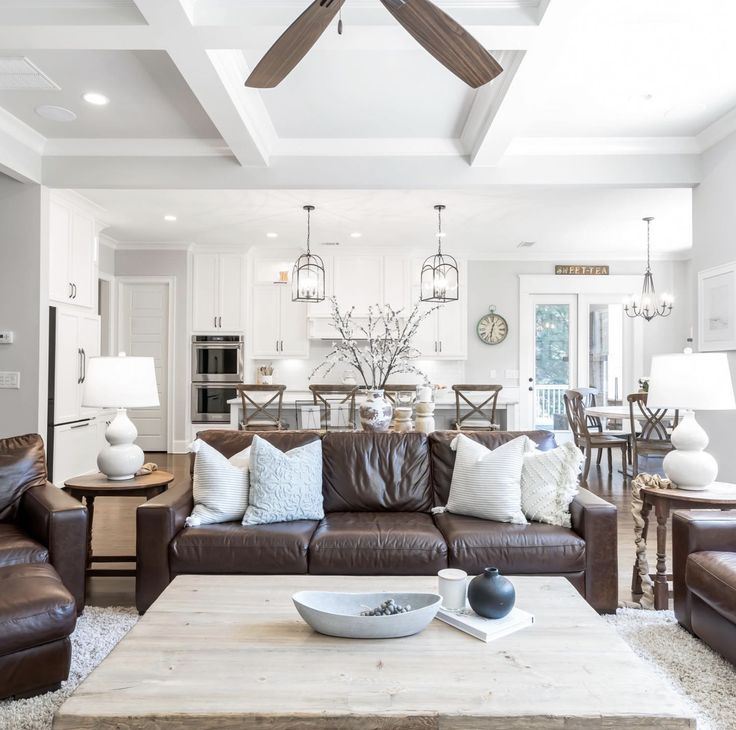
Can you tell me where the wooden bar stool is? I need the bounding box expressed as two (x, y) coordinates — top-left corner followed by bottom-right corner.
(236, 384), (288, 431)
(452, 384), (502, 431)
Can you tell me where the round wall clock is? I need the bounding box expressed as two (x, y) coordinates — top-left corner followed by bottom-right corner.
(477, 306), (508, 345)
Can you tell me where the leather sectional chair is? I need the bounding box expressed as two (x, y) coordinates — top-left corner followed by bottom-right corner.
(137, 430), (618, 615)
(0, 433), (87, 699)
(673, 510), (736, 665)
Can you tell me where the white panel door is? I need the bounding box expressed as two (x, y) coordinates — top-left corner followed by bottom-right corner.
(70, 212), (95, 309)
(119, 282), (169, 452)
(279, 287), (309, 358)
(218, 254), (245, 332)
(49, 200), (72, 304)
(54, 310), (83, 424)
(192, 254), (219, 332)
(251, 284), (281, 358)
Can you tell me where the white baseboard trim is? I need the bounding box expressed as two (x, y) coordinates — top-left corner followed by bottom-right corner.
(171, 440), (190, 454)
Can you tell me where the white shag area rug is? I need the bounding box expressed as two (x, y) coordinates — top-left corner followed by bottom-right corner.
(606, 609), (736, 730)
(2, 606), (735, 729)
(0, 606), (138, 730)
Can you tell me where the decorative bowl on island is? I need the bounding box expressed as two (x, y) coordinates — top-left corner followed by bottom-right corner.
(292, 591), (442, 639)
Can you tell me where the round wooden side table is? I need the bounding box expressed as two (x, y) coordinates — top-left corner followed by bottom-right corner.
(64, 471), (175, 577)
(633, 482), (736, 609)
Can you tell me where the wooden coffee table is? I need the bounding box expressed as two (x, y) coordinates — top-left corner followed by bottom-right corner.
(54, 575), (694, 729)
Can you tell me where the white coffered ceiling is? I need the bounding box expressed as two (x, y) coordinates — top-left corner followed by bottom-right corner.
(0, 0), (731, 253)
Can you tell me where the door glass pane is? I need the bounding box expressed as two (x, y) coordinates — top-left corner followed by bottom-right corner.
(588, 304), (624, 406)
(534, 304), (571, 430)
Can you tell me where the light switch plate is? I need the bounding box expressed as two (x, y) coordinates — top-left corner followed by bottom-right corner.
(489, 369), (497, 379)
(0, 331), (14, 344)
(0, 372), (20, 389)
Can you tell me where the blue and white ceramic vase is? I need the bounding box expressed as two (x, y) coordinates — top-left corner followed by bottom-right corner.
(467, 567), (515, 619)
(359, 389), (393, 432)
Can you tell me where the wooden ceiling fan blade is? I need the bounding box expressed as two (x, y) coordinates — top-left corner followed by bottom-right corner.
(246, 0), (345, 88)
(379, 0), (502, 88)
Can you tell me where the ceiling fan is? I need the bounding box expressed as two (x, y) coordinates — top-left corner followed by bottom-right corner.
(245, 0), (503, 89)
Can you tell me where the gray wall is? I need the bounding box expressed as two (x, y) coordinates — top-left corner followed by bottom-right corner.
(0, 177), (47, 439)
(98, 237), (116, 277)
(692, 129), (736, 481)
(115, 249), (189, 448)
(464, 258), (689, 387)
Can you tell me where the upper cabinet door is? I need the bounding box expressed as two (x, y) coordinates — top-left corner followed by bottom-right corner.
(70, 212), (95, 309)
(218, 254), (245, 332)
(332, 256), (383, 317)
(192, 254), (220, 332)
(279, 287), (309, 358)
(436, 299), (466, 359)
(383, 256), (408, 310)
(251, 284), (281, 358)
(410, 285), (438, 358)
(49, 200), (72, 303)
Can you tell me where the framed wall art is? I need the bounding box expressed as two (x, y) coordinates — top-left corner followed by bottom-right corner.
(698, 262), (736, 352)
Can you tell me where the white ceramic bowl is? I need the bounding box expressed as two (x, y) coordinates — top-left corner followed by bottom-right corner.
(292, 591), (442, 639)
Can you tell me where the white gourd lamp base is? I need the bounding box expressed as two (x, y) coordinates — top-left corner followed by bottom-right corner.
(97, 408), (144, 481)
(663, 410), (718, 491)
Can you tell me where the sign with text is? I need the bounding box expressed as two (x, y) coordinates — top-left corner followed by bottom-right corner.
(555, 265), (610, 276)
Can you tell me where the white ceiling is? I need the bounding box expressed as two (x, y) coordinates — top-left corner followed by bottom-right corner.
(85, 187), (692, 258)
(0, 50), (218, 138)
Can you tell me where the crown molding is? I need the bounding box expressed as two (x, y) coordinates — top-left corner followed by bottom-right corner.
(113, 240), (195, 252)
(696, 105), (736, 152)
(272, 137), (465, 158)
(43, 138), (231, 157)
(506, 136), (701, 157)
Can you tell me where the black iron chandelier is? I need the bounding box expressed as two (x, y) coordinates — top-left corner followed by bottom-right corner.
(292, 204), (326, 303)
(421, 204), (459, 303)
(624, 216), (673, 322)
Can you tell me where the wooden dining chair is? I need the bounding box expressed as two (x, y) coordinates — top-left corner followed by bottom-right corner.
(571, 385), (632, 464)
(627, 393), (679, 477)
(236, 384), (288, 431)
(309, 384), (357, 430)
(452, 385), (502, 431)
(564, 390), (628, 482)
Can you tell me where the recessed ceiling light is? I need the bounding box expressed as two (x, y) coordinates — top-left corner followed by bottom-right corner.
(266, 232), (279, 238)
(35, 104), (76, 122)
(82, 92), (109, 106)
(350, 232), (362, 239)
(164, 215), (177, 222)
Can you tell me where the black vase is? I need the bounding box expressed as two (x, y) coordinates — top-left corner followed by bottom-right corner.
(467, 567), (515, 619)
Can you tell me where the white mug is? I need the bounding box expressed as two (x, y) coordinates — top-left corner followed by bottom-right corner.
(437, 568), (468, 609)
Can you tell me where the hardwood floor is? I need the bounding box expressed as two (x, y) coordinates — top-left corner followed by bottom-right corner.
(86, 449), (664, 610)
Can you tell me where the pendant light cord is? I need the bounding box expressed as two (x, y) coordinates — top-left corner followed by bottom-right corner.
(306, 207), (311, 255)
(437, 206), (443, 255)
(645, 217), (651, 273)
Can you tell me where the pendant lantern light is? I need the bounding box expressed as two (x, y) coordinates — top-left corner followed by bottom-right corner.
(624, 216), (673, 322)
(292, 204), (326, 303)
(421, 204), (459, 303)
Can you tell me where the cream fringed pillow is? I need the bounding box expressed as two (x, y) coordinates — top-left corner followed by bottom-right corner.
(185, 440), (250, 527)
(520, 441), (584, 527)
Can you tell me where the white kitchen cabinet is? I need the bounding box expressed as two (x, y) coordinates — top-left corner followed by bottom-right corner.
(332, 256), (383, 316)
(53, 310), (101, 425)
(192, 253), (246, 332)
(49, 198), (96, 309)
(410, 285), (466, 359)
(252, 283), (308, 359)
(383, 256), (409, 310)
(50, 419), (99, 486)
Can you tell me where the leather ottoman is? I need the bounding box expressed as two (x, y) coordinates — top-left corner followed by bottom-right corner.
(0, 563), (77, 700)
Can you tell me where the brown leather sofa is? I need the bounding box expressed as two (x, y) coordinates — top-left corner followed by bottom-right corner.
(673, 510), (736, 665)
(137, 430), (618, 615)
(0, 433), (87, 699)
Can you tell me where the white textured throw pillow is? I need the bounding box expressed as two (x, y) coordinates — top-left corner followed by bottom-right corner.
(242, 435), (324, 525)
(444, 434), (532, 524)
(185, 440), (250, 527)
(521, 441), (584, 528)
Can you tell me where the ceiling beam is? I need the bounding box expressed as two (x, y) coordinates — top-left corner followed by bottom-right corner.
(43, 152), (701, 190)
(0, 107), (43, 183)
(130, 0), (273, 166)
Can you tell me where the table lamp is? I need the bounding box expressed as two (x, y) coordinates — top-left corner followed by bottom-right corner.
(82, 353), (160, 481)
(647, 352), (735, 490)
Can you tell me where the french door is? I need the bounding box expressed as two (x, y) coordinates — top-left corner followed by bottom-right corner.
(520, 276), (643, 432)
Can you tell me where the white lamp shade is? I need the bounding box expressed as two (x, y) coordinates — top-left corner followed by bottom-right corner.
(647, 352), (736, 411)
(82, 355), (160, 409)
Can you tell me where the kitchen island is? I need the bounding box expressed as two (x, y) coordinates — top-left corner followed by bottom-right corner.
(225, 388), (519, 431)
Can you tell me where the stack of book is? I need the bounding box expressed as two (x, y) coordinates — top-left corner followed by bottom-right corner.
(435, 606), (534, 642)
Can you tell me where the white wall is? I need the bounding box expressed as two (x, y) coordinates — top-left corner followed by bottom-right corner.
(115, 249), (189, 451)
(0, 177), (47, 439)
(98, 236), (116, 277)
(693, 129), (736, 481)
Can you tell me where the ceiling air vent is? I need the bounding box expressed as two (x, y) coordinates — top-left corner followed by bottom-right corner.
(321, 241), (341, 247)
(517, 241), (536, 249)
(0, 57), (60, 91)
